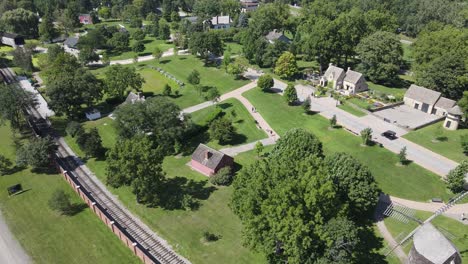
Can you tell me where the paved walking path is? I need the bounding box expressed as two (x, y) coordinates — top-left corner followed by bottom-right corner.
(309, 97), (458, 177)
(375, 219), (407, 262)
(388, 195), (468, 215)
(0, 211), (32, 264)
(109, 48), (189, 65)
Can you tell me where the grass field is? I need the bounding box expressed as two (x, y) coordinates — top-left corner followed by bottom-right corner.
(403, 122), (468, 163)
(402, 43), (413, 64)
(367, 82), (407, 98)
(139, 67), (178, 95)
(243, 89), (452, 201)
(384, 210), (468, 261)
(190, 98), (267, 149)
(139, 55), (249, 108)
(338, 103), (367, 117)
(56, 117), (266, 264)
(0, 125), (140, 264)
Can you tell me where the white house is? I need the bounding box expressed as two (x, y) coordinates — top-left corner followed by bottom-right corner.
(320, 64), (368, 95)
(240, 0), (259, 12)
(209, 16), (232, 30)
(320, 64), (345, 89)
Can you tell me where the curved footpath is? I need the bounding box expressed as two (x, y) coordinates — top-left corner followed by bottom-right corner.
(0, 211), (32, 264)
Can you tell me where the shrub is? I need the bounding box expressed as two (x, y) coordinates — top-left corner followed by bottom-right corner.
(330, 115), (337, 128)
(461, 134), (468, 155)
(48, 189), (72, 215)
(163, 84), (172, 96)
(0, 155), (12, 175)
(446, 161), (468, 193)
(398, 146), (407, 165)
(210, 167), (233, 186)
(66, 121), (83, 138)
(202, 231), (219, 242)
(360, 128), (373, 146)
(258, 74), (274, 91)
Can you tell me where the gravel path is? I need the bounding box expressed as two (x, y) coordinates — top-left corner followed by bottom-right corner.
(0, 211), (32, 264)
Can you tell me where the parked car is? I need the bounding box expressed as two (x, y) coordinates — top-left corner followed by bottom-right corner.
(381, 130), (397, 140)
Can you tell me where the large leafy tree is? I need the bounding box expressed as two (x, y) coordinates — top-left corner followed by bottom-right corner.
(283, 83), (298, 105)
(0, 8), (39, 37)
(113, 97), (188, 153)
(274, 52), (299, 80)
(356, 31), (403, 85)
(446, 161), (468, 193)
(107, 32), (130, 52)
(412, 26), (468, 100)
(231, 129), (379, 263)
(39, 15), (58, 42)
(0, 84), (35, 131)
(208, 117), (236, 144)
(189, 31), (224, 59)
(103, 64), (145, 99)
(16, 137), (57, 169)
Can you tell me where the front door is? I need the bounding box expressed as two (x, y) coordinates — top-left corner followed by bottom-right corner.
(421, 103), (429, 113)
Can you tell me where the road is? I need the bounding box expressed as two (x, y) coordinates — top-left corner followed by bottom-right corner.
(0, 212), (32, 264)
(309, 97), (458, 177)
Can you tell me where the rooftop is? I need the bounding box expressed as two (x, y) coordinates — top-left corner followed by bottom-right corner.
(64, 37), (79, 49)
(324, 64), (345, 82)
(344, 69), (363, 85)
(413, 223), (459, 264)
(434, 97), (457, 111)
(211, 16), (231, 25)
(405, 84), (442, 105)
(191, 144), (231, 170)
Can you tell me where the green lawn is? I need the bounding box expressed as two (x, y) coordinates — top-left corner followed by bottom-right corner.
(225, 42), (243, 55)
(243, 89), (453, 201)
(403, 122), (468, 163)
(0, 125), (140, 264)
(338, 103), (367, 117)
(139, 67), (179, 95)
(107, 37), (173, 61)
(348, 97), (373, 110)
(190, 98), (267, 149)
(402, 43), (413, 64)
(367, 82), (407, 98)
(384, 210), (468, 261)
(139, 55), (249, 108)
(57, 118), (266, 263)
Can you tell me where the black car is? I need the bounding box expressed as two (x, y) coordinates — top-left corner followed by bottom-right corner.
(381, 130), (397, 140)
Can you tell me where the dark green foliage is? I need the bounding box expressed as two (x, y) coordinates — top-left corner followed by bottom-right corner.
(12, 47), (33, 72)
(187, 70), (201, 85)
(209, 167), (233, 186)
(302, 97), (311, 113)
(458, 91), (468, 118)
(360, 128), (373, 146)
(162, 84), (172, 96)
(132, 29), (146, 41)
(132, 163), (165, 206)
(48, 189), (72, 215)
(356, 31), (403, 85)
(107, 32), (130, 52)
(200, 107), (223, 126)
(78, 46), (99, 65)
(461, 134), (468, 155)
(132, 40), (145, 53)
(257, 74), (274, 91)
(398, 146), (407, 164)
(104, 64), (144, 99)
(446, 161), (468, 193)
(76, 128), (105, 158)
(158, 18), (171, 40)
(113, 97), (188, 153)
(189, 31), (224, 59)
(181, 194), (196, 211)
(203, 87), (220, 102)
(209, 117), (236, 144)
(65, 121), (83, 138)
(283, 83), (298, 105)
(0, 84), (35, 131)
(202, 231), (219, 242)
(231, 129), (379, 263)
(0, 8), (39, 37)
(16, 137), (56, 169)
(255, 141), (264, 157)
(330, 115), (337, 128)
(39, 15), (57, 42)
(0, 155), (12, 175)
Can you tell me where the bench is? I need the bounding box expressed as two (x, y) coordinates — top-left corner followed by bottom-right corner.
(431, 198), (443, 203)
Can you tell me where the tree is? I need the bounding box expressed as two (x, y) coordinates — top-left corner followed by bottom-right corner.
(189, 31), (224, 59)
(132, 29), (146, 41)
(132, 40), (145, 53)
(152, 46), (163, 61)
(98, 6), (111, 19)
(303, 97), (311, 113)
(66, 121), (83, 138)
(0, 8), (39, 38)
(274, 52), (299, 79)
(398, 147), (408, 165)
(58, 6), (80, 33)
(158, 18), (171, 40)
(204, 87), (220, 102)
(255, 141), (264, 157)
(0, 155), (12, 175)
(162, 84), (172, 96)
(12, 47), (33, 72)
(461, 134), (468, 155)
(257, 74), (274, 91)
(283, 83), (298, 105)
(209, 117), (236, 144)
(227, 63), (246, 79)
(104, 65), (144, 99)
(356, 31), (403, 85)
(210, 167), (233, 186)
(330, 115), (337, 128)
(113, 97), (188, 152)
(16, 137), (56, 169)
(131, 162), (165, 206)
(48, 190), (72, 215)
(107, 32), (130, 52)
(458, 91), (468, 118)
(39, 15), (57, 42)
(187, 70), (201, 85)
(47, 68), (103, 117)
(0, 83), (35, 131)
(77, 128), (105, 158)
(78, 46), (99, 65)
(193, 0), (221, 19)
(222, 50), (232, 70)
(360, 128), (373, 146)
(446, 161), (468, 193)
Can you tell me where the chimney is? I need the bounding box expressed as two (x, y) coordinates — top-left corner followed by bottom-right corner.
(204, 151), (212, 160)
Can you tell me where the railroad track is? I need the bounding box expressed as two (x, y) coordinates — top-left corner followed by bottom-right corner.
(4, 67), (189, 264)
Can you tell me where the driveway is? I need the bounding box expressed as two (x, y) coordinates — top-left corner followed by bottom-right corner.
(0, 212), (32, 264)
(310, 97), (458, 177)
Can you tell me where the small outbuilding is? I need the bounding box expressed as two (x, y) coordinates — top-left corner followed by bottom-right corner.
(208, 16), (232, 30)
(79, 14), (93, 25)
(444, 105), (463, 130)
(191, 144), (234, 176)
(408, 223), (461, 264)
(0, 32), (25, 47)
(85, 109), (101, 121)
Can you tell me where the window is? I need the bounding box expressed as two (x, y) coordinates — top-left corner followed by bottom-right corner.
(446, 121), (451, 128)
(414, 103), (419, 109)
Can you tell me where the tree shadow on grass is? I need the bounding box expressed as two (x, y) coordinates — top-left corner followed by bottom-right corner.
(158, 177), (216, 211)
(217, 102), (233, 110)
(159, 59), (170, 64)
(221, 133), (247, 146)
(354, 226), (388, 264)
(31, 166), (60, 175)
(65, 203), (88, 216)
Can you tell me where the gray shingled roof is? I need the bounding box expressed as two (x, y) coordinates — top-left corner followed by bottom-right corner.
(265, 30), (291, 43)
(191, 144), (230, 170)
(64, 37), (79, 49)
(124, 92), (145, 104)
(405, 84), (441, 105)
(449, 105), (463, 115)
(434, 97), (457, 111)
(211, 16), (231, 25)
(344, 69), (363, 85)
(324, 65), (345, 82)
(413, 223), (459, 264)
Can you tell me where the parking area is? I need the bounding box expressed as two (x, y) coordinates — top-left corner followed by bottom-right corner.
(372, 104), (442, 129)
